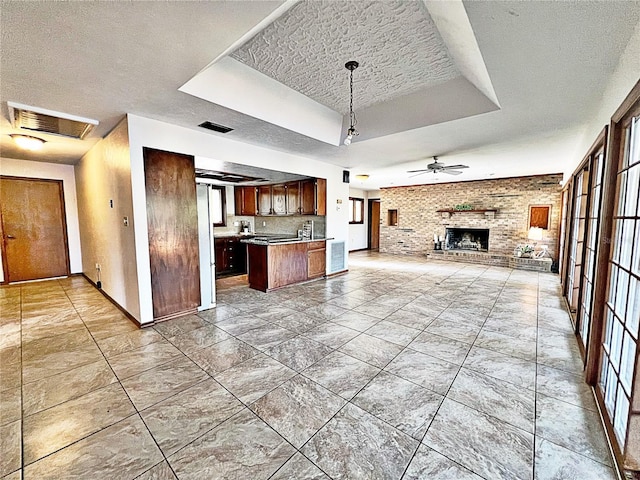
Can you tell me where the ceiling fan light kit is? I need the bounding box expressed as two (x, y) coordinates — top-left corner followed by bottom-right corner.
(344, 60), (359, 146)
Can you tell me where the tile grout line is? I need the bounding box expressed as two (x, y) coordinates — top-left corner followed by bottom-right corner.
(399, 263), (509, 480)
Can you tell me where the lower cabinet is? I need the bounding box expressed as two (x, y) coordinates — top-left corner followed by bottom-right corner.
(307, 241), (326, 279)
(214, 237), (247, 276)
(247, 240), (326, 291)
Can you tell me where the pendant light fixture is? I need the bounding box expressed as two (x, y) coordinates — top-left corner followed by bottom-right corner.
(344, 60), (359, 146)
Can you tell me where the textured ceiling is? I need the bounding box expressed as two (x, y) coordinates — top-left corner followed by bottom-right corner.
(231, 0), (460, 114)
(1, 1), (639, 189)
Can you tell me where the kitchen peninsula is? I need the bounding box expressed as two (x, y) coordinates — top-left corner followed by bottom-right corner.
(242, 236), (327, 292)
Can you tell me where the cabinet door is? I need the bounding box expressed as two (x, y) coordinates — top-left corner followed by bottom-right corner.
(235, 187), (257, 216)
(286, 182), (301, 214)
(272, 184), (287, 215)
(300, 180), (316, 215)
(316, 178), (327, 216)
(214, 238), (227, 274)
(307, 246), (326, 279)
(257, 186), (272, 215)
(234, 187), (243, 216)
(235, 242), (247, 274)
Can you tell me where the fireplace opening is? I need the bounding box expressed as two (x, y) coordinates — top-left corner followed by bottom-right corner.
(445, 228), (489, 252)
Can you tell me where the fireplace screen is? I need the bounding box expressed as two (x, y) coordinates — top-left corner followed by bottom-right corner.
(445, 228), (489, 252)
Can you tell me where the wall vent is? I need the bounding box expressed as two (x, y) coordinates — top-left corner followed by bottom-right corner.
(329, 241), (346, 273)
(198, 121), (234, 133)
(8, 101), (98, 139)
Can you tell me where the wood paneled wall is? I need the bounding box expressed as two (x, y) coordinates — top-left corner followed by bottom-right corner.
(143, 148), (200, 320)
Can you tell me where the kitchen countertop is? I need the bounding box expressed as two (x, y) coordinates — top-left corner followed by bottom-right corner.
(241, 236), (331, 246)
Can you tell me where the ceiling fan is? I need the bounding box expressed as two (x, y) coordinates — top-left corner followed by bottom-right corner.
(407, 156), (469, 176)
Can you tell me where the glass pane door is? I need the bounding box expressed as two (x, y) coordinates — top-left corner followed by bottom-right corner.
(599, 113), (640, 449)
(578, 150), (605, 350)
(566, 169), (588, 320)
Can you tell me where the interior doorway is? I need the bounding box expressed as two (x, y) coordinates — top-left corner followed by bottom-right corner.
(0, 176), (70, 282)
(368, 199), (380, 250)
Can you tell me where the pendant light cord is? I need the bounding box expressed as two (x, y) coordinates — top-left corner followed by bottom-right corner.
(349, 67), (357, 129)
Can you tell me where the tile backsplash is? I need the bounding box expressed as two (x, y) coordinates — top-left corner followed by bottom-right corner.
(255, 215), (326, 237)
(214, 215), (326, 238)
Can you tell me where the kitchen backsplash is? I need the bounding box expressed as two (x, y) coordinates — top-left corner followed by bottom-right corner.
(255, 215), (326, 237)
(215, 215), (326, 238)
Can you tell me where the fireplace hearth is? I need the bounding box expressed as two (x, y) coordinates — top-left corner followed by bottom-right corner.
(445, 228), (489, 252)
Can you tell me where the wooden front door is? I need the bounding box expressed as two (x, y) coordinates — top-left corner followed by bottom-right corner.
(0, 177), (70, 282)
(369, 200), (380, 250)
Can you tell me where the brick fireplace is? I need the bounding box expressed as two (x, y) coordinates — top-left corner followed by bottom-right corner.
(445, 227), (489, 252)
(379, 174), (562, 261)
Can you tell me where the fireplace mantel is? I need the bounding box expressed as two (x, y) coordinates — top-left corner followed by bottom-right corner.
(437, 208), (497, 220)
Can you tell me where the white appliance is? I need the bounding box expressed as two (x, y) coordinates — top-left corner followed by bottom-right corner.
(196, 184), (216, 310)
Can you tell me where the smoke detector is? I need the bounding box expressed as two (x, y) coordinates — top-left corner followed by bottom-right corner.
(8, 101), (98, 139)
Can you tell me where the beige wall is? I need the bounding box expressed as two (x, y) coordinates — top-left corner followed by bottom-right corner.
(75, 118), (140, 320)
(379, 174), (563, 260)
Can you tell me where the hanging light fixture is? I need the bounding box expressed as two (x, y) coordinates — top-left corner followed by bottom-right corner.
(344, 60), (359, 146)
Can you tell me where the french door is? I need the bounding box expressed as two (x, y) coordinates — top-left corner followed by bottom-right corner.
(577, 138), (607, 353)
(597, 94), (640, 467)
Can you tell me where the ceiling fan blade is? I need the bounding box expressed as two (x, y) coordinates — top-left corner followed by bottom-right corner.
(442, 169), (463, 175)
(409, 172), (428, 178)
(441, 164), (469, 170)
(406, 169), (430, 173)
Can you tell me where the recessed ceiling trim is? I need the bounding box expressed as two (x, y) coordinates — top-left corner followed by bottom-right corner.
(8, 101), (99, 139)
(180, 57), (343, 145)
(423, 0), (500, 107)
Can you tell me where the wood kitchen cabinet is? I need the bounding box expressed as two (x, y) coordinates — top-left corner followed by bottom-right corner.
(215, 237), (247, 276)
(286, 182), (300, 214)
(307, 240), (326, 279)
(271, 184), (287, 215)
(247, 239), (326, 291)
(257, 185), (272, 215)
(234, 186), (257, 216)
(237, 178), (326, 216)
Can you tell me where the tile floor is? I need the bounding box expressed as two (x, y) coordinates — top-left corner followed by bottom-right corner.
(0, 251), (617, 479)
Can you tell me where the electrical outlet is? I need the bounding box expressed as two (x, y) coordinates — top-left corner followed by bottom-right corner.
(123, 216), (129, 227)
(262, 221), (266, 227)
(95, 263), (101, 271)
(234, 221), (240, 227)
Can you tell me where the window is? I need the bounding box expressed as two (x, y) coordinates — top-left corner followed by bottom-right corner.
(349, 197), (364, 224)
(209, 186), (226, 227)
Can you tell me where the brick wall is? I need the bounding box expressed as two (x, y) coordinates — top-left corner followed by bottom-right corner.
(379, 174), (563, 260)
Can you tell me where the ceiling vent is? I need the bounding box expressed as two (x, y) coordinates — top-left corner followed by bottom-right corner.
(8, 101), (98, 140)
(198, 121), (233, 134)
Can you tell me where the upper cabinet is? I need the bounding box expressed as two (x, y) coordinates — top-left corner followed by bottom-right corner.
(234, 186), (257, 216)
(235, 178), (326, 217)
(257, 185), (272, 215)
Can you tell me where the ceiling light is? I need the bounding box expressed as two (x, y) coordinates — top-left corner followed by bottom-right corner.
(10, 134), (45, 151)
(355, 174), (369, 181)
(344, 60), (359, 146)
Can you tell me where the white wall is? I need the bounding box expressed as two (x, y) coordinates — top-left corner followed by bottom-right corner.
(349, 187), (369, 251)
(127, 114), (349, 324)
(0, 157), (82, 282)
(74, 119), (141, 321)
(567, 19), (640, 177)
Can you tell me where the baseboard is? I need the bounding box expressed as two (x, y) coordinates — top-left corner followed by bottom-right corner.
(81, 273), (144, 328)
(326, 269), (349, 278)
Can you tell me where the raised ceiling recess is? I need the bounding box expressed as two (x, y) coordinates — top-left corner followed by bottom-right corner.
(180, 0), (500, 145)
